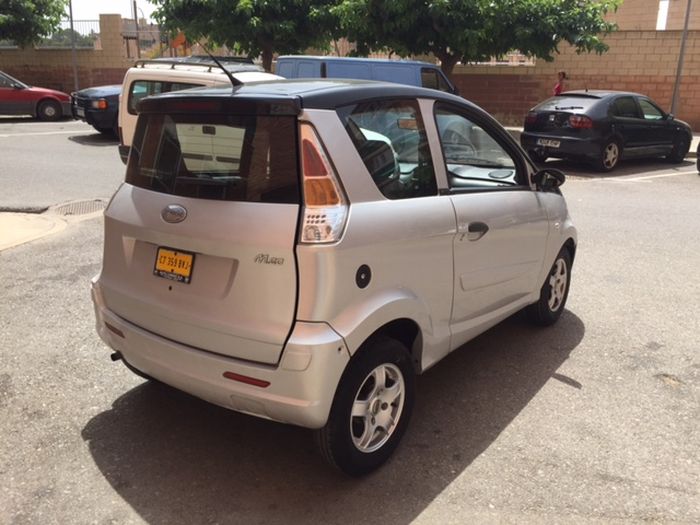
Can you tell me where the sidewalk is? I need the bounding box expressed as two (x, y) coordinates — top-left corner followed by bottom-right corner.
(0, 212), (66, 252)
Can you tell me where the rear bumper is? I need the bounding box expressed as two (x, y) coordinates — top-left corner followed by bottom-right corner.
(91, 279), (350, 429)
(521, 132), (600, 160)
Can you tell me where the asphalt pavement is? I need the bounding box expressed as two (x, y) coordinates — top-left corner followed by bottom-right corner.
(1, 119), (699, 523)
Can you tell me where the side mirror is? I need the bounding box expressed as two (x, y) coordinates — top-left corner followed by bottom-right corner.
(533, 168), (566, 191)
(666, 113), (674, 120)
(11, 83), (23, 90)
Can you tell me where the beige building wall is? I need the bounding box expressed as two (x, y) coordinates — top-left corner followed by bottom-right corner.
(666, 0), (700, 30)
(609, 0), (662, 30)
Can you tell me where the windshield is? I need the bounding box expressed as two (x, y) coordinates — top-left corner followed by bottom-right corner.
(126, 113), (300, 203)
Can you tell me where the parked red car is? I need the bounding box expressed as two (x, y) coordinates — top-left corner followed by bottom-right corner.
(0, 70), (71, 121)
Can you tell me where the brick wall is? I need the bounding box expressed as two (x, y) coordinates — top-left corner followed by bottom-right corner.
(453, 30), (700, 130)
(0, 14), (133, 92)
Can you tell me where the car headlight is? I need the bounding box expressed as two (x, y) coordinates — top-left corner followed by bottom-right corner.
(90, 99), (108, 110)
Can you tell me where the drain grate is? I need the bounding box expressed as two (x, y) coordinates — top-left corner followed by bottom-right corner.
(52, 199), (108, 217)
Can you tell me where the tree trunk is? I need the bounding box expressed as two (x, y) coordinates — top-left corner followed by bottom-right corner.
(261, 46), (273, 72)
(438, 53), (460, 82)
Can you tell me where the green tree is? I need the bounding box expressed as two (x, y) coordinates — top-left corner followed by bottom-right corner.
(42, 27), (95, 47)
(150, 0), (340, 72)
(335, 0), (620, 79)
(0, 0), (67, 47)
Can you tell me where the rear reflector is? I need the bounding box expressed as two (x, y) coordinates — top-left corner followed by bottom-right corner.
(105, 322), (125, 338)
(223, 371), (271, 388)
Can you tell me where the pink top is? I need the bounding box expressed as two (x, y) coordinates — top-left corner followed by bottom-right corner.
(553, 82), (563, 96)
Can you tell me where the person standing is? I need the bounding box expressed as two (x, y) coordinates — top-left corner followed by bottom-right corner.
(553, 71), (567, 96)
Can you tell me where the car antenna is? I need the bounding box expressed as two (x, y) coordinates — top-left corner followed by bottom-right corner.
(200, 43), (243, 90)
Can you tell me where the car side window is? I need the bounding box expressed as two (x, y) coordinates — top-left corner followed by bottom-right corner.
(612, 97), (641, 119)
(638, 99), (664, 120)
(128, 80), (203, 115)
(337, 99), (437, 200)
(0, 74), (12, 88)
(434, 102), (522, 191)
(421, 69), (452, 93)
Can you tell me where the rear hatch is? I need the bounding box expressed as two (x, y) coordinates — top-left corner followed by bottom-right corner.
(524, 94), (600, 135)
(98, 94), (302, 365)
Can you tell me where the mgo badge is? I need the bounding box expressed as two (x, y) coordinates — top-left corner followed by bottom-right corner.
(161, 204), (187, 224)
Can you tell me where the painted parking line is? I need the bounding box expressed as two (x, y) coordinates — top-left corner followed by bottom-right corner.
(0, 130), (94, 138)
(604, 169), (698, 182)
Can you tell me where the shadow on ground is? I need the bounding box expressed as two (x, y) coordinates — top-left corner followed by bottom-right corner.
(68, 133), (118, 147)
(82, 310), (585, 524)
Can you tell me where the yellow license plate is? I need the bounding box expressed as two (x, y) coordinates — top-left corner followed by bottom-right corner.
(153, 247), (195, 284)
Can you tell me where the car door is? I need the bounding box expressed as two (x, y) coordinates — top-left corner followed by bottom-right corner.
(610, 95), (646, 154)
(636, 96), (674, 155)
(0, 72), (30, 115)
(432, 101), (550, 348)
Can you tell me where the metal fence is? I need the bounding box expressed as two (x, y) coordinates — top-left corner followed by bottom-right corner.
(0, 20), (101, 48)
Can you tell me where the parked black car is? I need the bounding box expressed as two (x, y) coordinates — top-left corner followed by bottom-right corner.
(71, 84), (121, 135)
(521, 90), (692, 172)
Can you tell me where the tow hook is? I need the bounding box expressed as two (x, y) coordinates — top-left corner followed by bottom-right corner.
(110, 352), (123, 362)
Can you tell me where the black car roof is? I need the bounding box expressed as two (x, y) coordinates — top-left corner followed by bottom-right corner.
(138, 78), (466, 112)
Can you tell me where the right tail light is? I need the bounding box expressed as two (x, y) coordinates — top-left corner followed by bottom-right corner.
(298, 123), (348, 244)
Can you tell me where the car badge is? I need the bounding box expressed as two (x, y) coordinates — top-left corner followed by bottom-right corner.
(161, 204), (187, 223)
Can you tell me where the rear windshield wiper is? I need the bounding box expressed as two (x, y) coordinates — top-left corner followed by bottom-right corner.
(554, 106), (584, 110)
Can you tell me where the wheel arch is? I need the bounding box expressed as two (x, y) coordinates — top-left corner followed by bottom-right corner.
(353, 318), (423, 374)
(34, 96), (62, 118)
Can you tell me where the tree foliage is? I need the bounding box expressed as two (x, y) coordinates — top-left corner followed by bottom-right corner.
(334, 0), (621, 78)
(150, 0), (340, 71)
(0, 0), (67, 47)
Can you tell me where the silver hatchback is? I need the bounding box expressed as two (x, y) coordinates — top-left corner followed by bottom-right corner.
(91, 80), (577, 475)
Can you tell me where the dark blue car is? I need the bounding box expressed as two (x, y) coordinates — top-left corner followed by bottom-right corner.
(71, 84), (121, 135)
(521, 90), (693, 172)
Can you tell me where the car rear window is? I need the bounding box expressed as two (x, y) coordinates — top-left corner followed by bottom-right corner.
(126, 113), (300, 203)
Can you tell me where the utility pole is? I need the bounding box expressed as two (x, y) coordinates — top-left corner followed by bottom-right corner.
(133, 0), (141, 59)
(68, 0), (79, 91)
(670, 0), (692, 115)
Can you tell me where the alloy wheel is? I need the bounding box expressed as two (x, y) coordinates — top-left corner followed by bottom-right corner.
(548, 258), (568, 311)
(350, 363), (405, 453)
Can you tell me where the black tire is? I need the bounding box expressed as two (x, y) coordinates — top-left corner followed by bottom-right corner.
(527, 247), (572, 326)
(666, 134), (690, 163)
(528, 150), (547, 163)
(37, 99), (62, 121)
(593, 139), (621, 172)
(316, 336), (415, 476)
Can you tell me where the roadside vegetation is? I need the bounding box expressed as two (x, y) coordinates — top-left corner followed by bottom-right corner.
(151, 0), (621, 79)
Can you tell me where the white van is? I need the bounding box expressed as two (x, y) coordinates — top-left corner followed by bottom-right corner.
(118, 59), (280, 163)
